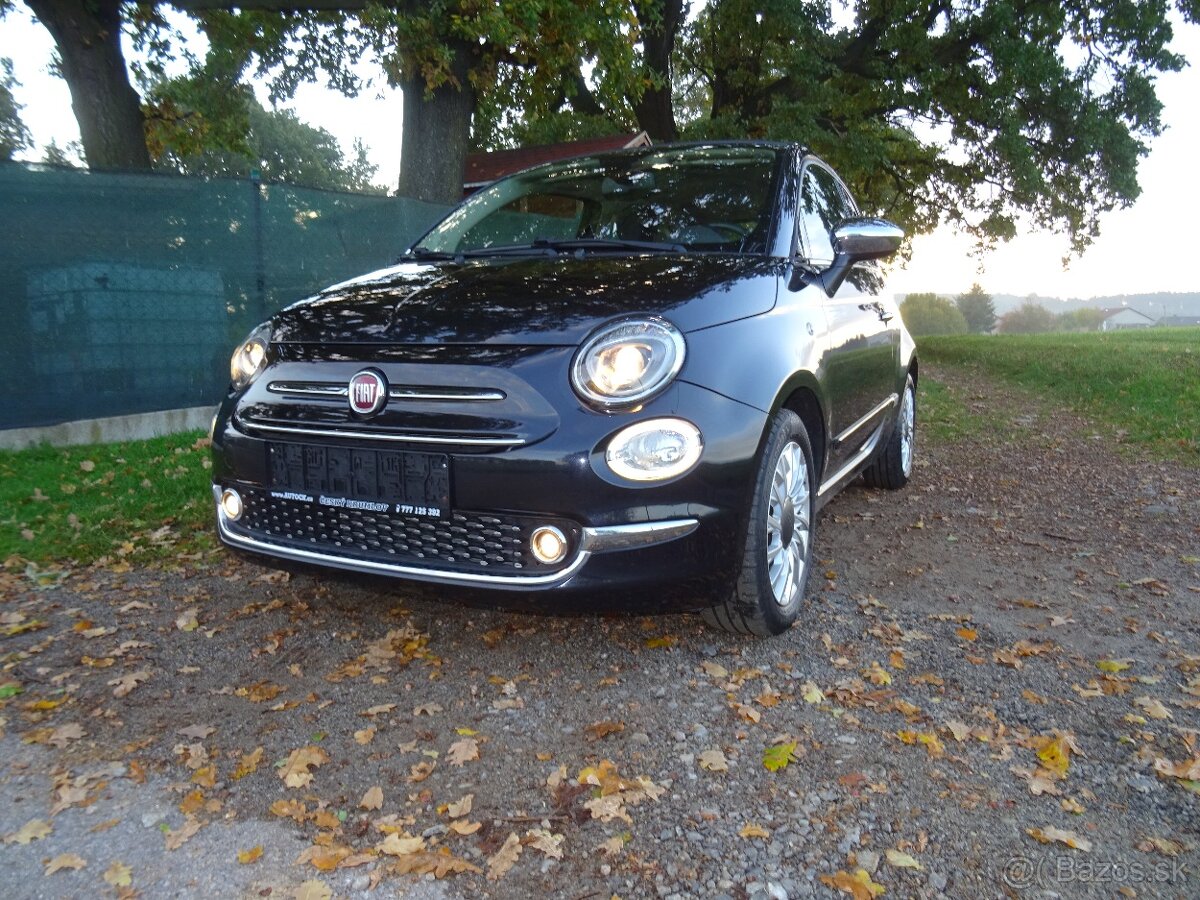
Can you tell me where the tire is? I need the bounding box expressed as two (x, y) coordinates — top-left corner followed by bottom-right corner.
(863, 374), (915, 490)
(702, 410), (816, 637)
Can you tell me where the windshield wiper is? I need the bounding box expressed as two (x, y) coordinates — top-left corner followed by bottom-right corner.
(400, 247), (456, 261)
(405, 237), (687, 262)
(528, 237), (688, 254)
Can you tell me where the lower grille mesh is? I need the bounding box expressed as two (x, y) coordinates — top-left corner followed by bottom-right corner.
(230, 487), (576, 573)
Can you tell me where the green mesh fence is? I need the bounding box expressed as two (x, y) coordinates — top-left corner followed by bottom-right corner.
(0, 163), (449, 430)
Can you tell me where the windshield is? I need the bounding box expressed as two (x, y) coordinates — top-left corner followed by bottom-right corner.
(415, 145), (782, 256)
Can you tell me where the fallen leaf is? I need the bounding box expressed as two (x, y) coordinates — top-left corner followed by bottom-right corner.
(379, 833), (425, 856)
(102, 861), (132, 887)
(701, 661), (729, 679)
(584, 794), (630, 824)
(354, 728), (376, 745)
(739, 823), (770, 839)
(699, 748), (729, 772)
(449, 819), (481, 835)
(412, 702), (443, 716)
(108, 670), (149, 698)
(390, 849), (481, 878)
(165, 817), (202, 850)
(1097, 659), (1132, 673)
(294, 880), (332, 900)
(487, 832), (522, 881)
(447, 738), (479, 767)
(886, 849), (922, 870)
(957, 626), (978, 641)
(232, 747), (264, 779)
(597, 835), (625, 857)
(360, 786), (384, 810)
(1037, 735), (1073, 778)
(6, 819), (52, 844)
(269, 799), (308, 822)
(763, 742), (798, 772)
(526, 828), (564, 859)
(897, 730), (944, 758)
(176, 724), (216, 740)
(821, 868), (886, 899)
(1134, 696), (1172, 720)
(1027, 826), (1093, 851)
(585, 721), (625, 741)
(644, 635), (677, 649)
(45, 853), (87, 874)
(408, 760), (435, 783)
(279, 746), (330, 788)
(1137, 836), (1184, 856)
(944, 721), (971, 743)
(446, 794), (473, 818)
(237, 846), (263, 864)
(802, 682), (826, 704)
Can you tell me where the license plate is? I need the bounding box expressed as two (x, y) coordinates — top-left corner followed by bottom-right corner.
(267, 443), (450, 518)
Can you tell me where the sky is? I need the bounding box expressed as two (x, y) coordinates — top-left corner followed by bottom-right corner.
(2, 7), (1198, 300)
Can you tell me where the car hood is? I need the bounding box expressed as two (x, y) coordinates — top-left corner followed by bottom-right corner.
(270, 254), (781, 345)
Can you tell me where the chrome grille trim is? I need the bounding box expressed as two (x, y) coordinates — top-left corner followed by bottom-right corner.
(268, 381), (506, 402)
(391, 387), (506, 402)
(268, 382), (347, 397)
(234, 416), (527, 447)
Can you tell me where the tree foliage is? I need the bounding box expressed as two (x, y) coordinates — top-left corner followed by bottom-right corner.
(0, 56), (32, 161)
(998, 302), (1058, 334)
(151, 83), (380, 192)
(955, 283), (996, 334)
(506, 0), (1198, 254)
(9, 0), (1199, 240)
(900, 292), (969, 336)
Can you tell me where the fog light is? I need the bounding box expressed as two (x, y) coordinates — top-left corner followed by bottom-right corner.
(220, 488), (243, 521)
(530, 525), (568, 564)
(606, 417), (703, 482)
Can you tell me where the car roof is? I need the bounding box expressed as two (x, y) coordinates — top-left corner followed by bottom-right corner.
(506, 139), (806, 175)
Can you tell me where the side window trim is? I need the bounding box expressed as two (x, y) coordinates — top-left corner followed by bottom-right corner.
(794, 156), (861, 268)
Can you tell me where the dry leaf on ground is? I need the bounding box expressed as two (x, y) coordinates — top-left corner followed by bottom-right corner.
(487, 832), (522, 880)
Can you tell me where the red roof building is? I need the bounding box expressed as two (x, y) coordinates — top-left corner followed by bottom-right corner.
(463, 132), (652, 193)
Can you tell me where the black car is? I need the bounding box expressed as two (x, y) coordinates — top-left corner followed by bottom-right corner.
(211, 142), (916, 636)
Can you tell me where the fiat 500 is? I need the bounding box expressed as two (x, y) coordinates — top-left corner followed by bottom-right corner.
(211, 141), (917, 635)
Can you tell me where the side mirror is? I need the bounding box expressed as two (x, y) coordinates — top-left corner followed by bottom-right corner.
(820, 217), (904, 296)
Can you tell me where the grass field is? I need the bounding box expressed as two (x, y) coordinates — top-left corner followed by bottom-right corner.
(0, 431), (215, 570)
(919, 327), (1200, 462)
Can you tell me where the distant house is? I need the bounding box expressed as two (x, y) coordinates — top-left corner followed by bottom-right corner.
(1156, 315), (1200, 327)
(1099, 307), (1155, 331)
(463, 132), (652, 195)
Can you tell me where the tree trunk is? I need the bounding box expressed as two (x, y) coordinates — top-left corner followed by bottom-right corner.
(25, 0), (150, 170)
(397, 43), (475, 205)
(632, 0), (683, 141)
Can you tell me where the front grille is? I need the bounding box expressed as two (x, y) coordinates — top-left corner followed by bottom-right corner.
(230, 487), (577, 574)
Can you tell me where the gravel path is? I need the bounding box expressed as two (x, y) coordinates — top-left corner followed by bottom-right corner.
(2, 364), (1197, 899)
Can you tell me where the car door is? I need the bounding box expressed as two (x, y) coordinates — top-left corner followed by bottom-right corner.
(797, 160), (898, 473)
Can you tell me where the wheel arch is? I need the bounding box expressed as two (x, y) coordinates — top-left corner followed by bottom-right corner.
(770, 374), (828, 485)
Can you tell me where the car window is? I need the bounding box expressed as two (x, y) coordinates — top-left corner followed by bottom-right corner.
(456, 193), (585, 249)
(797, 163), (854, 266)
(418, 146), (782, 255)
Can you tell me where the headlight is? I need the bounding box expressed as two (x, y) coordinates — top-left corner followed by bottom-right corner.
(230, 323), (271, 390)
(606, 417), (703, 482)
(571, 317), (685, 409)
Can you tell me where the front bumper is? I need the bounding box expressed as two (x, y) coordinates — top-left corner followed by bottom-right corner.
(211, 380), (768, 601)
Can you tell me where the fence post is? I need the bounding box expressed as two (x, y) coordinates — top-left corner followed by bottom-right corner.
(251, 169), (266, 321)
